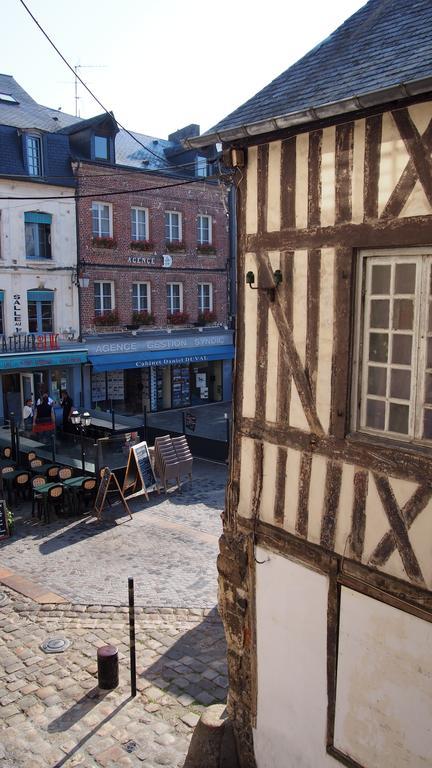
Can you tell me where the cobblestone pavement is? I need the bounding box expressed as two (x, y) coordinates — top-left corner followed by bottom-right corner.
(0, 459), (226, 607)
(0, 588), (228, 767)
(0, 460), (229, 766)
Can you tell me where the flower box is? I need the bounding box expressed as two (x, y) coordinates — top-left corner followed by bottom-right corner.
(197, 244), (217, 255)
(132, 310), (155, 326)
(165, 240), (186, 253)
(92, 236), (117, 249)
(197, 311), (216, 325)
(94, 311), (119, 326)
(167, 311), (190, 325)
(130, 240), (155, 251)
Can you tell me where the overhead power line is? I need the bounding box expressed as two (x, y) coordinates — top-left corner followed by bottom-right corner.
(18, 0), (212, 174)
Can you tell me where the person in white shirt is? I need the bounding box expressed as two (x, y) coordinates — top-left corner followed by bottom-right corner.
(22, 398), (33, 430)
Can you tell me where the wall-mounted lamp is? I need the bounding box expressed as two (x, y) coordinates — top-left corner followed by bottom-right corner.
(246, 269), (282, 301)
(71, 264), (90, 289)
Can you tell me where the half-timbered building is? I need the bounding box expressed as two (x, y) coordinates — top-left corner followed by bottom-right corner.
(187, 1), (432, 766)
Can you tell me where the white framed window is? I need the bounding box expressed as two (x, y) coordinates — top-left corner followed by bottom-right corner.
(165, 211), (182, 242)
(94, 282), (114, 315)
(353, 248), (432, 443)
(92, 202), (112, 237)
(131, 207), (148, 241)
(26, 135), (42, 176)
(94, 135), (109, 160)
(197, 214), (212, 245)
(196, 156), (208, 177)
(198, 283), (213, 313)
(132, 283), (150, 312)
(167, 283), (183, 314)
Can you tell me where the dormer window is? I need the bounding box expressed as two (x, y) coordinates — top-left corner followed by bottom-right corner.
(26, 135), (42, 176)
(196, 156), (209, 177)
(94, 135), (109, 160)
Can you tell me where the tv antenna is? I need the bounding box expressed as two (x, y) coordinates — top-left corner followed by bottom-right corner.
(74, 64), (106, 117)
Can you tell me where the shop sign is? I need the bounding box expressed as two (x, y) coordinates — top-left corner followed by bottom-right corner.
(0, 351), (87, 371)
(92, 332), (232, 355)
(1, 333), (59, 353)
(135, 355), (208, 367)
(13, 295), (22, 333)
(127, 255), (157, 265)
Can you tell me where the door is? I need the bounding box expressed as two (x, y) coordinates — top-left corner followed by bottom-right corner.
(20, 373), (34, 410)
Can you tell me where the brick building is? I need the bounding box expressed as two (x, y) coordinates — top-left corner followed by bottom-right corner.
(65, 115), (234, 414)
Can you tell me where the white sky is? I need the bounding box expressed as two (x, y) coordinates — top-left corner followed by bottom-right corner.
(3, 0), (366, 139)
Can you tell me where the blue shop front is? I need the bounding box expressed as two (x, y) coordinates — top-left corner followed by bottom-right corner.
(0, 333), (88, 423)
(83, 328), (234, 414)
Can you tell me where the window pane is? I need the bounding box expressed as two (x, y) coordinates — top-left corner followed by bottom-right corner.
(424, 409), (432, 439)
(389, 403), (409, 434)
(390, 369), (411, 399)
(392, 299), (413, 330)
(391, 334), (412, 365)
(367, 366), (387, 396)
(371, 264), (390, 294)
(366, 399), (385, 429)
(28, 301), (37, 332)
(369, 333), (388, 363)
(41, 302), (53, 332)
(395, 263), (416, 294)
(94, 136), (108, 159)
(424, 373), (432, 405)
(370, 300), (389, 328)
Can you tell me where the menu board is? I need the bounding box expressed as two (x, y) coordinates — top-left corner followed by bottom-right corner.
(0, 500), (9, 540)
(132, 441), (157, 492)
(94, 467), (111, 516)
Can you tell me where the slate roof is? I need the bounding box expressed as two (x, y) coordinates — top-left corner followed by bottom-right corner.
(193, 0), (432, 143)
(0, 73), (78, 131)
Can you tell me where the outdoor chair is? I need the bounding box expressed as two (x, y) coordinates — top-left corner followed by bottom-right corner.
(58, 467), (73, 480)
(154, 436), (181, 492)
(81, 478), (96, 511)
(13, 471), (30, 503)
(30, 458), (43, 470)
(1, 447), (12, 460)
(172, 436), (193, 484)
(47, 466), (59, 480)
(31, 476), (46, 519)
(25, 451), (37, 467)
(44, 485), (64, 523)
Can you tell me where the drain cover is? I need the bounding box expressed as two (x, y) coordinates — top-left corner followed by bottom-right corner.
(0, 592), (8, 607)
(124, 741), (137, 754)
(40, 637), (71, 654)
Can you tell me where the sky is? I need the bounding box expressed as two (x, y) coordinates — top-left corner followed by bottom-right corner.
(3, 0), (366, 139)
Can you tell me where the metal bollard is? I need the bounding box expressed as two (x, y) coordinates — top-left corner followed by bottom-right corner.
(97, 645), (119, 689)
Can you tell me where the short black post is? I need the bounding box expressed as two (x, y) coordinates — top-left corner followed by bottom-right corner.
(128, 577), (137, 698)
(9, 412), (16, 460)
(143, 406), (147, 442)
(15, 421), (20, 463)
(97, 645), (119, 689)
(80, 431), (85, 474)
(182, 411), (186, 435)
(111, 400), (115, 432)
(224, 413), (230, 446)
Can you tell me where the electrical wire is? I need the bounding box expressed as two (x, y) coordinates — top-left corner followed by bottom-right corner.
(0, 175), (219, 201)
(18, 0), (214, 173)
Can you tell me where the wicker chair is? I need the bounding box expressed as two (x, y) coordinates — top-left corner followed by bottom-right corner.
(44, 485), (64, 523)
(81, 478), (97, 511)
(30, 458), (43, 470)
(13, 471), (30, 503)
(58, 467), (73, 481)
(25, 451), (37, 467)
(32, 476), (46, 518)
(47, 466), (59, 481)
(1, 447), (12, 460)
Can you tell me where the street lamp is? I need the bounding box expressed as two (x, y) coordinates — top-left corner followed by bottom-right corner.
(71, 410), (92, 473)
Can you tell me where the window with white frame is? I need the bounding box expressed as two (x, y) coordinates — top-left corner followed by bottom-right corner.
(198, 283), (213, 313)
(92, 202), (112, 237)
(354, 249), (432, 442)
(197, 214), (212, 245)
(196, 156), (208, 177)
(131, 207), (148, 241)
(94, 282), (114, 315)
(26, 135), (42, 176)
(167, 283), (182, 314)
(132, 283), (150, 312)
(165, 211), (182, 242)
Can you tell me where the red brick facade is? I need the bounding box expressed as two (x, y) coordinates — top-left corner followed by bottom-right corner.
(75, 163), (229, 333)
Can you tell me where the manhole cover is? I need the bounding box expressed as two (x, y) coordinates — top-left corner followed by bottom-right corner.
(0, 592), (9, 607)
(124, 741), (137, 754)
(40, 637), (71, 654)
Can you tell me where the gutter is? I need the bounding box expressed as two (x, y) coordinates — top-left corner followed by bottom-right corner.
(184, 76), (432, 148)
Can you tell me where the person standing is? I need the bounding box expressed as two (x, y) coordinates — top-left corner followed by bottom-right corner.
(33, 393), (55, 443)
(61, 389), (73, 433)
(22, 397), (33, 431)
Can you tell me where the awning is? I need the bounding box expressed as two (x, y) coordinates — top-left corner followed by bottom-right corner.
(0, 290), (3, 300)
(0, 350), (87, 371)
(90, 344), (234, 372)
(24, 212), (52, 224)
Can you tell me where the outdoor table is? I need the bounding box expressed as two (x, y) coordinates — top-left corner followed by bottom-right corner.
(36, 481), (67, 521)
(63, 476), (92, 514)
(31, 464), (58, 476)
(0, 458), (17, 469)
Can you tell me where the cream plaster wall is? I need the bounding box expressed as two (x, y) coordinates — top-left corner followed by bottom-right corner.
(253, 549), (335, 768)
(335, 587), (432, 767)
(0, 180), (79, 336)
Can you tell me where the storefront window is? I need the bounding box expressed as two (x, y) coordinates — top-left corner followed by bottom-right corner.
(50, 369), (69, 406)
(172, 365), (190, 408)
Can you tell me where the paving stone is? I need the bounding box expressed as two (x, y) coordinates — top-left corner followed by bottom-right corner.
(180, 712), (200, 728)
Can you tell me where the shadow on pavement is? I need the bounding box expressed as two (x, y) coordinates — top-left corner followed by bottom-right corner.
(48, 686), (111, 732)
(141, 608), (228, 707)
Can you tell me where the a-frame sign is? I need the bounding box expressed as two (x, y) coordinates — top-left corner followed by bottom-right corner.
(122, 441), (159, 501)
(94, 466), (132, 522)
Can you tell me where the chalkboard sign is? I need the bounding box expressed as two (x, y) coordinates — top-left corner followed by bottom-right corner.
(123, 440), (158, 500)
(94, 467), (132, 522)
(185, 412), (197, 432)
(0, 500), (9, 540)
